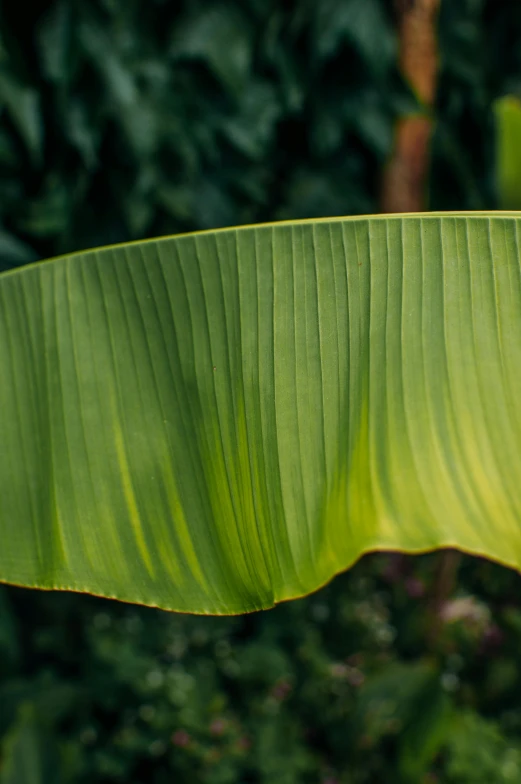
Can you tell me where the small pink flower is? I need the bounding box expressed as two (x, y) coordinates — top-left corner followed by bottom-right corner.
(210, 718), (227, 737)
(171, 729), (191, 748)
(440, 596), (490, 629)
(346, 668), (365, 687)
(330, 663), (349, 679)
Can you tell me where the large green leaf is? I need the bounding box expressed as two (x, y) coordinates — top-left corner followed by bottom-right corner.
(1, 213), (521, 614)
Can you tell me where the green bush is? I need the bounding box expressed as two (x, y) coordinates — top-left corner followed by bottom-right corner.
(3, 554), (521, 783)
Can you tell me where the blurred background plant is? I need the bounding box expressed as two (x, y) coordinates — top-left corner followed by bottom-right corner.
(2, 0), (521, 781)
(1, 0), (515, 273)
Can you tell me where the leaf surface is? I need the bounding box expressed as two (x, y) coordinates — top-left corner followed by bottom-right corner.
(1, 213), (521, 613)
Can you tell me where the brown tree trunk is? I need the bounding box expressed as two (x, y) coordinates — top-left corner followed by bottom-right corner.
(381, 0), (441, 213)
(382, 0), (458, 653)
(427, 548), (461, 651)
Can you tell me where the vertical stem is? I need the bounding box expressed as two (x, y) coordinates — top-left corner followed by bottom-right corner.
(381, 0), (441, 213)
(427, 548), (461, 651)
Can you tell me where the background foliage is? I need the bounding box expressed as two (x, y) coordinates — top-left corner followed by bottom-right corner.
(2, 0), (519, 273)
(2, 0), (521, 781)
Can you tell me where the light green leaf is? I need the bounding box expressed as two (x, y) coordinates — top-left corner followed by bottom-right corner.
(1, 213), (521, 614)
(495, 96), (521, 210)
(0, 705), (48, 784)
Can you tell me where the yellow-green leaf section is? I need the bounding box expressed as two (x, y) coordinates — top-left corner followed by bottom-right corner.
(494, 96), (521, 210)
(1, 213), (521, 614)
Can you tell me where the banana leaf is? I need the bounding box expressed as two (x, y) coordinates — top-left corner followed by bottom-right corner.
(1, 213), (521, 614)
